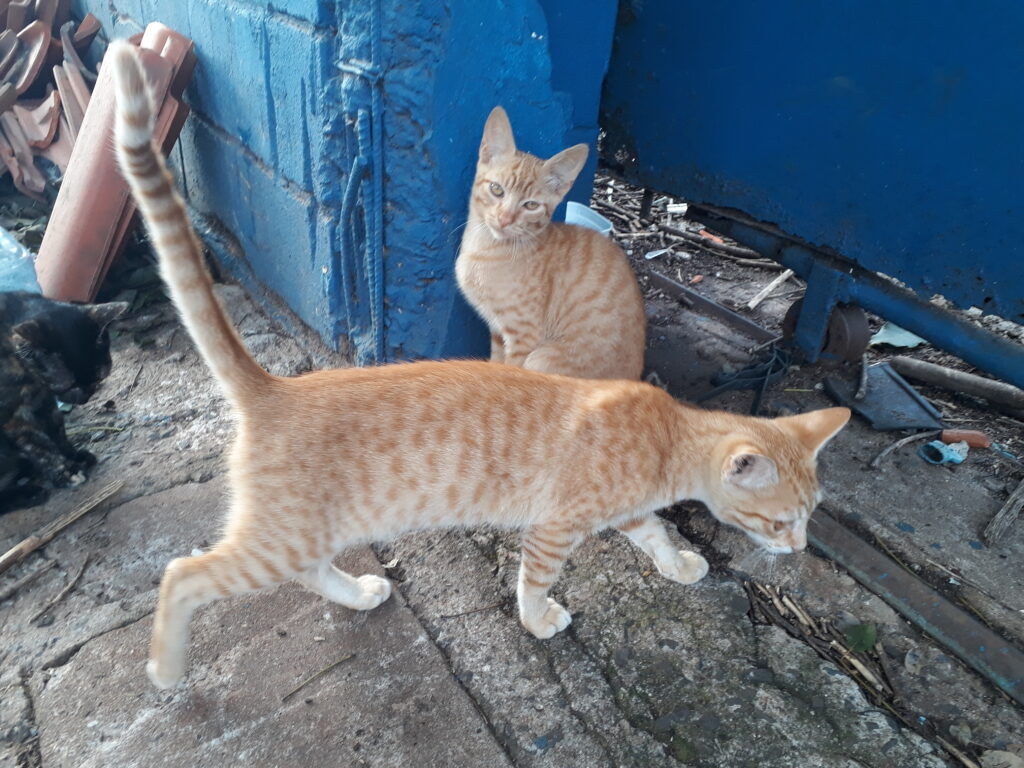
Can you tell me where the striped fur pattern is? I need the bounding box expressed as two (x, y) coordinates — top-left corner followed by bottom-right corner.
(110, 41), (850, 690)
(457, 107), (646, 380)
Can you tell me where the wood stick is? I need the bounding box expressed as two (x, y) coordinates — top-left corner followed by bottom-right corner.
(983, 476), (1024, 546)
(0, 480), (124, 576)
(746, 269), (794, 310)
(890, 356), (1024, 410)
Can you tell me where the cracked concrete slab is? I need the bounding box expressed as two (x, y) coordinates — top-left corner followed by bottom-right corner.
(10, 482), (510, 768)
(381, 527), (948, 767)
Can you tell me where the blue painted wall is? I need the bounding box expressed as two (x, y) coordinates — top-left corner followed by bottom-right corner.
(602, 0), (1024, 324)
(74, 0), (618, 363)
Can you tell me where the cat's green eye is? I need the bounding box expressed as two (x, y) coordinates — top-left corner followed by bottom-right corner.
(523, 201), (540, 210)
(489, 182), (504, 197)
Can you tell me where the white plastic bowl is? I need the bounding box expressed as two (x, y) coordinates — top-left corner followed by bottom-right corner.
(564, 201), (613, 237)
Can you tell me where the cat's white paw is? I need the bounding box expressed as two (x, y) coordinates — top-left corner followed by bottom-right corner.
(659, 550), (709, 585)
(350, 575), (392, 611)
(146, 658), (184, 690)
(523, 598), (572, 639)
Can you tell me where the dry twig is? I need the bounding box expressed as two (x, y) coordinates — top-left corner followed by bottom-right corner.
(30, 555), (90, 624)
(0, 480), (124, 576)
(868, 430), (942, 469)
(0, 560), (55, 603)
(281, 653), (355, 702)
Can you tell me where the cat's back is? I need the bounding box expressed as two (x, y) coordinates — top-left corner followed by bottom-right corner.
(536, 223), (646, 379)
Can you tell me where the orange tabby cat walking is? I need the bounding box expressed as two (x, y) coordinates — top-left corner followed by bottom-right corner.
(110, 42), (849, 690)
(457, 107), (646, 380)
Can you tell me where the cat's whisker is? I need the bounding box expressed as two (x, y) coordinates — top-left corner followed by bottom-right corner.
(732, 546), (781, 584)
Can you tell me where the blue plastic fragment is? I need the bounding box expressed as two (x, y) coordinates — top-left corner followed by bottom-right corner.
(0, 227), (40, 293)
(918, 440), (968, 465)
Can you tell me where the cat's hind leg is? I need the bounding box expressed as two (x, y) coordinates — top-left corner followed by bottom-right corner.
(517, 522), (583, 639)
(294, 558), (391, 610)
(617, 516), (708, 585)
(148, 540), (298, 689)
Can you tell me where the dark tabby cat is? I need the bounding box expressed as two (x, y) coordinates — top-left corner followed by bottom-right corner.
(0, 292), (125, 511)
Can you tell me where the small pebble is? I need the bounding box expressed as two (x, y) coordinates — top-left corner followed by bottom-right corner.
(313, 636), (325, 642)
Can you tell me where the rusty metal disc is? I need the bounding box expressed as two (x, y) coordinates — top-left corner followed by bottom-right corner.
(782, 300), (870, 364)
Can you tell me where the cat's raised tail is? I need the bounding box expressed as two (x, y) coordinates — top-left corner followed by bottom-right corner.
(109, 42), (271, 404)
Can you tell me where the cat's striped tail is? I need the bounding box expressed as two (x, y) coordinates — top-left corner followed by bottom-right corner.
(108, 41), (271, 404)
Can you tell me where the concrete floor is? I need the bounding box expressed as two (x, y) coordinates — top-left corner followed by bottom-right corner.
(1, 283), (1022, 767)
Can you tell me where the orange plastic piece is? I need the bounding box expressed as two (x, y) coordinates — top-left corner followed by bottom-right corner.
(940, 429), (992, 449)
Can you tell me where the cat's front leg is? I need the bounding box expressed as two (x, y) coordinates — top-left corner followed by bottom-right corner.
(517, 523), (583, 638)
(501, 325), (542, 368)
(489, 333), (506, 363)
(617, 516), (708, 585)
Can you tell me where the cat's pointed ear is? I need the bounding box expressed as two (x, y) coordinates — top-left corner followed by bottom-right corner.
(723, 451), (779, 489)
(85, 301), (129, 329)
(12, 319), (48, 347)
(479, 106), (516, 164)
(543, 144), (588, 197)
(775, 407), (851, 457)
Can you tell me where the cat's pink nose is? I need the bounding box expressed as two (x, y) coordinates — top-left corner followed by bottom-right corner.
(497, 213), (514, 228)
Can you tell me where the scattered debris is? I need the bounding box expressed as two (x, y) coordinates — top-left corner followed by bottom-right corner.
(688, 274), (703, 285)
(919, 439), (970, 465)
(0, 8), (102, 199)
(0, 480), (122, 575)
(642, 247), (671, 261)
(740, 579), (989, 766)
(870, 321), (928, 349)
(891, 356), (1024, 415)
(648, 270), (777, 344)
(825, 363), (944, 430)
(809, 510), (1024, 708)
(35, 23), (196, 302)
(982, 477), (1024, 546)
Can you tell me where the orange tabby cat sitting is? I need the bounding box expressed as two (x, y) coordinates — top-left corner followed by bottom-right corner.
(457, 107), (646, 380)
(110, 42), (849, 690)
